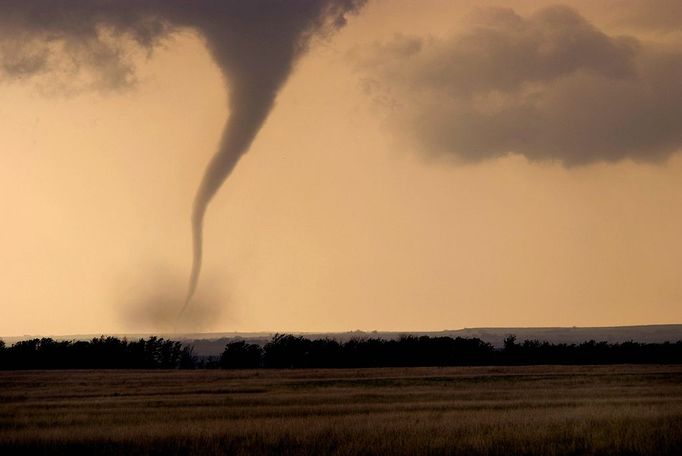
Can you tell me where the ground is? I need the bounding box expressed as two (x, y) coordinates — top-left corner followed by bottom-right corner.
(1, 365), (681, 455)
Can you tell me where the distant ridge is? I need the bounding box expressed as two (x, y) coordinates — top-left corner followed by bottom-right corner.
(442, 324), (682, 348)
(5, 324), (681, 357)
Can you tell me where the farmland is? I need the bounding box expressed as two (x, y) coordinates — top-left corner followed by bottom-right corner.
(1, 365), (681, 455)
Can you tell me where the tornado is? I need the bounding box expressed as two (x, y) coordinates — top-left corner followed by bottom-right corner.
(0, 0), (366, 317)
(183, 97), (274, 311)
(179, 1), (367, 313)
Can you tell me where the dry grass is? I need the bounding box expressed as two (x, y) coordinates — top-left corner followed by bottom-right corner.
(1, 365), (681, 455)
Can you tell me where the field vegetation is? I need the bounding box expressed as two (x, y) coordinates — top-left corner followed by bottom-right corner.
(1, 365), (681, 455)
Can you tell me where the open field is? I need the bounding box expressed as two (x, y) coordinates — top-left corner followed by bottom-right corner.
(1, 365), (681, 455)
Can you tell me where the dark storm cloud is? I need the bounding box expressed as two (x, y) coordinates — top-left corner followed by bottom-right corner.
(0, 0), (169, 88)
(359, 5), (682, 165)
(617, 0), (682, 32)
(0, 0), (366, 310)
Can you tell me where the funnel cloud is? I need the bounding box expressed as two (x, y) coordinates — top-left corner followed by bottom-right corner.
(0, 0), (366, 313)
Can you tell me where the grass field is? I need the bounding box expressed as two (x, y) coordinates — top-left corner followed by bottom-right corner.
(1, 365), (681, 455)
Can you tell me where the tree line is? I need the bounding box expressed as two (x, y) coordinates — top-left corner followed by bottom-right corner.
(1, 334), (680, 370)
(219, 334), (682, 369)
(0, 337), (195, 369)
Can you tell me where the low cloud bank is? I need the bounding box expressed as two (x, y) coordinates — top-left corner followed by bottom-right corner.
(358, 5), (682, 165)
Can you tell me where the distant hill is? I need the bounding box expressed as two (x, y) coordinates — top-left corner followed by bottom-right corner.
(4, 325), (682, 357)
(442, 325), (682, 348)
(182, 325), (682, 356)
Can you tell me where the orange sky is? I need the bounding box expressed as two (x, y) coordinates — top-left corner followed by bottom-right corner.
(1, 1), (681, 336)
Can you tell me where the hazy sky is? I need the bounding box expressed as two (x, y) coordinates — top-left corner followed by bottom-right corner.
(1, 0), (682, 336)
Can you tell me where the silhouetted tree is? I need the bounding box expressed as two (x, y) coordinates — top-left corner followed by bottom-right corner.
(220, 341), (262, 369)
(263, 334), (312, 368)
(179, 345), (197, 369)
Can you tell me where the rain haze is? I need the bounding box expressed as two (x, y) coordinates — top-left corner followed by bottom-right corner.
(1, 0), (682, 337)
